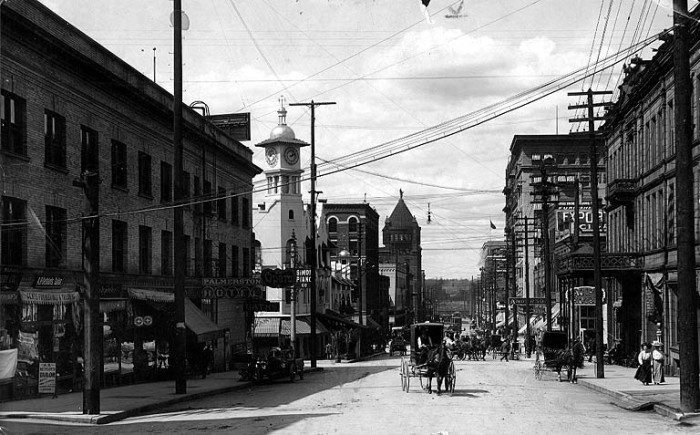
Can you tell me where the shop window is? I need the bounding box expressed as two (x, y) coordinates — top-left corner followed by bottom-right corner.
(111, 140), (127, 189)
(112, 220), (128, 272)
(45, 206), (66, 268)
(45, 110), (66, 168)
(2, 196), (26, 266)
(1, 90), (26, 156)
(139, 225), (152, 274)
(160, 161), (172, 202)
(138, 151), (152, 197)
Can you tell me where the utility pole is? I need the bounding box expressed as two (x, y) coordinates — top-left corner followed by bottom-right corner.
(504, 237), (510, 338)
(536, 160), (556, 332)
(568, 88), (611, 378)
(77, 145), (101, 414)
(672, 0), (699, 412)
(289, 100), (335, 368)
(172, 0), (187, 394)
(524, 216), (532, 357)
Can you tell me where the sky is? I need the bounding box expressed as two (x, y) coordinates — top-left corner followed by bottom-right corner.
(37, 0), (685, 279)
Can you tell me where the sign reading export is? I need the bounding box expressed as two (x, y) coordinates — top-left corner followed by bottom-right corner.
(509, 297), (547, 305)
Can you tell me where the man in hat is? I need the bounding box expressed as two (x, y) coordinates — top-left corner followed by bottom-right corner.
(651, 341), (665, 385)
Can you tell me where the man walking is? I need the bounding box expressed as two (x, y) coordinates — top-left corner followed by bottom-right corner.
(500, 339), (511, 362)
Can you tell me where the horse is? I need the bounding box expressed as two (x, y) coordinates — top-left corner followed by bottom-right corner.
(422, 343), (452, 394)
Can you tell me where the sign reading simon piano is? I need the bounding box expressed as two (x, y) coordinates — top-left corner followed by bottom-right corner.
(201, 277), (265, 299)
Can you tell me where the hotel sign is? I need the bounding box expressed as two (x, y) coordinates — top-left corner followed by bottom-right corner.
(201, 277), (265, 299)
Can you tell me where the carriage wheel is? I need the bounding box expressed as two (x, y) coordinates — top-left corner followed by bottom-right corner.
(534, 360), (543, 381)
(404, 363), (411, 393)
(399, 358), (407, 391)
(447, 361), (456, 393)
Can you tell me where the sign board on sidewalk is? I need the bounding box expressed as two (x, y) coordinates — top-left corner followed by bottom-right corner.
(38, 362), (56, 395)
(509, 297), (547, 305)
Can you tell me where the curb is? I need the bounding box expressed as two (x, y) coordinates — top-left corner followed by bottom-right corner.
(1, 367), (325, 425)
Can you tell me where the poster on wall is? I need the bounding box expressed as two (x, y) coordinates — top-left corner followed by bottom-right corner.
(38, 362), (56, 395)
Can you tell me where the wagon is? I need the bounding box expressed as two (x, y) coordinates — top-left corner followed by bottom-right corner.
(533, 331), (569, 381)
(399, 322), (456, 394)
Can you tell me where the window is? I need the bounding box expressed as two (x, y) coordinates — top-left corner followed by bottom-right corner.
(183, 235), (191, 276)
(328, 217), (337, 232)
(217, 187), (227, 220)
(161, 230), (172, 276)
(45, 206), (66, 268)
(2, 196), (26, 265)
(138, 152), (152, 197)
(241, 197), (250, 228)
(243, 247), (251, 277)
(1, 91), (26, 155)
(531, 154), (541, 161)
(232, 245), (239, 278)
(182, 171), (190, 205)
(112, 220), (128, 272)
(281, 175), (289, 194)
(231, 195), (239, 225)
(289, 209), (294, 220)
(139, 225), (152, 274)
(349, 217), (358, 232)
(193, 176), (201, 214)
(203, 180), (212, 216)
(204, 239), (212, 277)
(45, 111), (66, 168)
(160, 161), (172, 202)
(81, 126), (99, 175)
(218, 243), (227, 277)
(579, 306), (596, 330)
(111, 140), (127, 189)
(194, 237), (202, 277)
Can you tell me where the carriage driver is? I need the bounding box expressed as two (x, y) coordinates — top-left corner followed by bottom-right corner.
(418, 328), (434, 364)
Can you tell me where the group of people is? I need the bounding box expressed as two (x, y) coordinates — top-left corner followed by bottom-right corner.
(634, 341), (665, 385)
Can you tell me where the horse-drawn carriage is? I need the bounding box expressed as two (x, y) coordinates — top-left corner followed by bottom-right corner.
(399, 322), (456, 394)
(533, 331), (569, 381)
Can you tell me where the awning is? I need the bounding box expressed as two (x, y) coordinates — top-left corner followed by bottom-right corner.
(281, 318), (311, 336)
(184, 298), (227, 343)
(332, 275), (355, 287)
(19, 290), (79, 305)
(253, 317), (281, 338)
(128, 288), (174, 303)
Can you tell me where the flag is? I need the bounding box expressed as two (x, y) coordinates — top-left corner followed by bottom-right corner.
(490, 220), (496, 229)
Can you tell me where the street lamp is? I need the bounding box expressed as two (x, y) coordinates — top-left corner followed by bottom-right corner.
(338, 248), (362, 327)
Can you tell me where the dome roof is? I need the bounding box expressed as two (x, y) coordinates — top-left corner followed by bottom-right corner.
(270, 124), (295, 140)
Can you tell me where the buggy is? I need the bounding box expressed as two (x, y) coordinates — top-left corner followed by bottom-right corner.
(398, 323), (456, 394)
(533, 331), (570, 381)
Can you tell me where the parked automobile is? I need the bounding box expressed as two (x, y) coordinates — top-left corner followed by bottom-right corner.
(249, 347), (303, 383)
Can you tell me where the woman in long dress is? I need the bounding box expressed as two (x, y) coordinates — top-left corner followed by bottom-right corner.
(651, 342), (665, 385)
(634, 343), (652, 385)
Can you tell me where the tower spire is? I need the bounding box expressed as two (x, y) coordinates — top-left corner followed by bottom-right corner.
(278, 95), (288, 126)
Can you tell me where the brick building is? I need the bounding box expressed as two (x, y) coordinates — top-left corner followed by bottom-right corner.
(0, 0), (261, 399)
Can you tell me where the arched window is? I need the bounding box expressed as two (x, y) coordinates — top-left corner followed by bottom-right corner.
(328, 217), (337, 233)
(289, 209), (294, 220)
(348, 217), (358, 232)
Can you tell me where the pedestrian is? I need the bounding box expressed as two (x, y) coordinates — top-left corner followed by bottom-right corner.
(651, 341), (665, 385)
(500, 339), (510, 362)
(326, 342), (333, 360)
(201, 344), (213, 379)
(634, 343), (652, 385)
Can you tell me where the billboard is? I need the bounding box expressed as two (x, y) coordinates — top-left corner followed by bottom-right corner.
(207, 113), (251, 141)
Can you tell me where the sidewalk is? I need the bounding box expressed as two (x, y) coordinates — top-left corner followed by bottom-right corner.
(0, 354), (385, 426)
(562, 360), (700, 422)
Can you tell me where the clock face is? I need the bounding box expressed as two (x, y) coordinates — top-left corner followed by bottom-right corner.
(265, 147), (278, 166)
(284, 147), (299, 165)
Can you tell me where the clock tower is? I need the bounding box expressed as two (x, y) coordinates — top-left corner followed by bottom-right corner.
(256, 96), (309, 199)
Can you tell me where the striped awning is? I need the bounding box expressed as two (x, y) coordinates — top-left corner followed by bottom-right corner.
(253, 317), (281, 338)
(281, 318), (311, 336)
(128, 288), (174, 303)
(19, 290), (79, 305)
